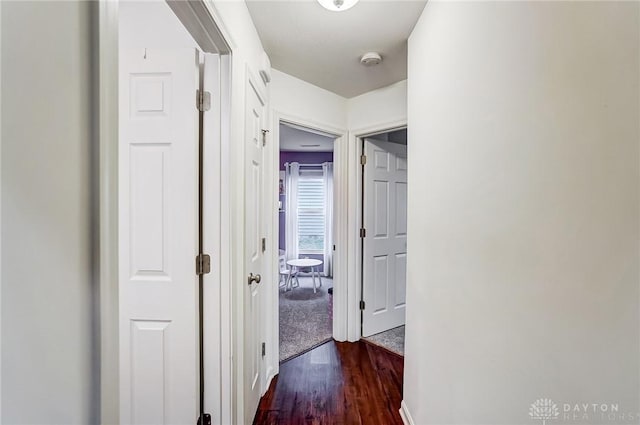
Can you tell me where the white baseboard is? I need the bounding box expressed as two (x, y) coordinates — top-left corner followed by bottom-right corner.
(399, 400), (415, 425)
(264, 366), (277, 394)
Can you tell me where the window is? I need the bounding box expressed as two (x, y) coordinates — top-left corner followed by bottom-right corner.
(297, 171), (325, 252)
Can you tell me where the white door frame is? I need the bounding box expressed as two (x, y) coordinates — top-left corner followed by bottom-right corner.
(346, 120), (407, 341)
(0, 2), (4, 418)
(268, 111), (347, 381)
(97, 2), (120, 422)
(97, 1), (234, 423)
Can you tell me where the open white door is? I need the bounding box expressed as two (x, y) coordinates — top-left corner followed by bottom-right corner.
(362, 138), (408, 337)
(244, 75), (266, 422)
(119, 48), (199, 424)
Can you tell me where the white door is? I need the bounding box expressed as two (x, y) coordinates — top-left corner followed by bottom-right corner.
(119, 48), (200, 424)
(362, 138), (408, 337)
(244, 76), (266, 422)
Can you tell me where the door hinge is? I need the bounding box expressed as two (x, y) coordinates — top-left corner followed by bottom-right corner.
(196, 413), (211, 425)
(360, 228), (366, 238)
(360, 300), (366, 310)
(333, 244), (336, 251)
(197, 90), (211, 112)
(261, 237), (266, 253)
(360, 154), (367, 166)
(261, 342), (266, 357)
(261, 129), (269, 147)
(196, 253), (211, 275)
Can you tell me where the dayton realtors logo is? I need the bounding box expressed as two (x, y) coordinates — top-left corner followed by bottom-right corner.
(529, 399), (639, 423)
(529, 398), (560, 425)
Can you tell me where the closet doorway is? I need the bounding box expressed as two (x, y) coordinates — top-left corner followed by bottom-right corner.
(277, 122), (336, 362)
(360, 128), (408, 356)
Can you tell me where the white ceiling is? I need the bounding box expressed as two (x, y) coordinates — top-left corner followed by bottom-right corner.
(280, 124), (335, 152)
(246, 0), (427, 98)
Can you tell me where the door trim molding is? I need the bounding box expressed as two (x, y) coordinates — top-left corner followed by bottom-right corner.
(399, 400), (415, 425)
(346, 119), (407, 342)
(201, 52), (233, 425)
(215, 53), (234, 425)
(0, 1), (3, 419)
(97, 1), (120, 423)
(167, 0), (230, 55)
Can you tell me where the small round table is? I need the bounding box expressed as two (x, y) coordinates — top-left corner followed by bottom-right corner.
(286, 258), (324, 293)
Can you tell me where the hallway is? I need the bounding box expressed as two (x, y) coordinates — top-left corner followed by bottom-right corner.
(254, 340), (404, 424)
(2, 1), (638, 424)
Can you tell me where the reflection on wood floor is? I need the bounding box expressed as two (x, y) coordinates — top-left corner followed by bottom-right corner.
(253, 339), (404, 425)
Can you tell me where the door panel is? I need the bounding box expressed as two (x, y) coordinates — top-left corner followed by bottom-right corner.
(130, 320), (170, 424)
(362, 138), (408, 337)
(244, 76), (266, 422)
(373, 255), (389, 312)
(396, 182), (408, 235)
(395, 253), (407, 307)
(130, 145), (168, 277)
(373, 181), (389, 237)
(120, 48), (199, 424)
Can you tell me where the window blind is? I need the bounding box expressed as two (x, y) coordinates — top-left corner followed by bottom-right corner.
(297, 174), (325, 251)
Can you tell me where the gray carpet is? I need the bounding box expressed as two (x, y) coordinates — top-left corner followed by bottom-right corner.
(279, 276), (333, 362)
(363, 325), (405, 356)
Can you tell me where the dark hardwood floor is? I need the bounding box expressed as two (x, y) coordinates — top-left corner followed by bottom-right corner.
(253, 339), (404, 425)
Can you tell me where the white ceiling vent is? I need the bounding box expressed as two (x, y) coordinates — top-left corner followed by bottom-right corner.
(360, 52), (382, 67)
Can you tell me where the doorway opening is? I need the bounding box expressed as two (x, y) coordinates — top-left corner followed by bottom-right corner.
(277, 122), (336, 362)
(359, 128), (408, 356)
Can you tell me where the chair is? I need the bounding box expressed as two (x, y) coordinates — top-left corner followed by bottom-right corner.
(279, 255), (299, 291)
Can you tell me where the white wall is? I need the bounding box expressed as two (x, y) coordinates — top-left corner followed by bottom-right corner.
(270, 69), (407, 132)
(1, 2), (97, 423)
(271, 69), (347, 129)
(347, 79), (407, 130)
(404, 2), (640, 424)
(271, 69), (407, 131)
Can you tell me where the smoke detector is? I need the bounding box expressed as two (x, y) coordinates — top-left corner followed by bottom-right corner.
(317, 0), (359, 12)
(360, 52), (382, 67)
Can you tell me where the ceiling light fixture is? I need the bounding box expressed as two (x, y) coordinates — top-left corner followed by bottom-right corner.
(317, 0), (359, 12)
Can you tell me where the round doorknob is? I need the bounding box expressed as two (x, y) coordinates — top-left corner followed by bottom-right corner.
(248, 273), (261, 285)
